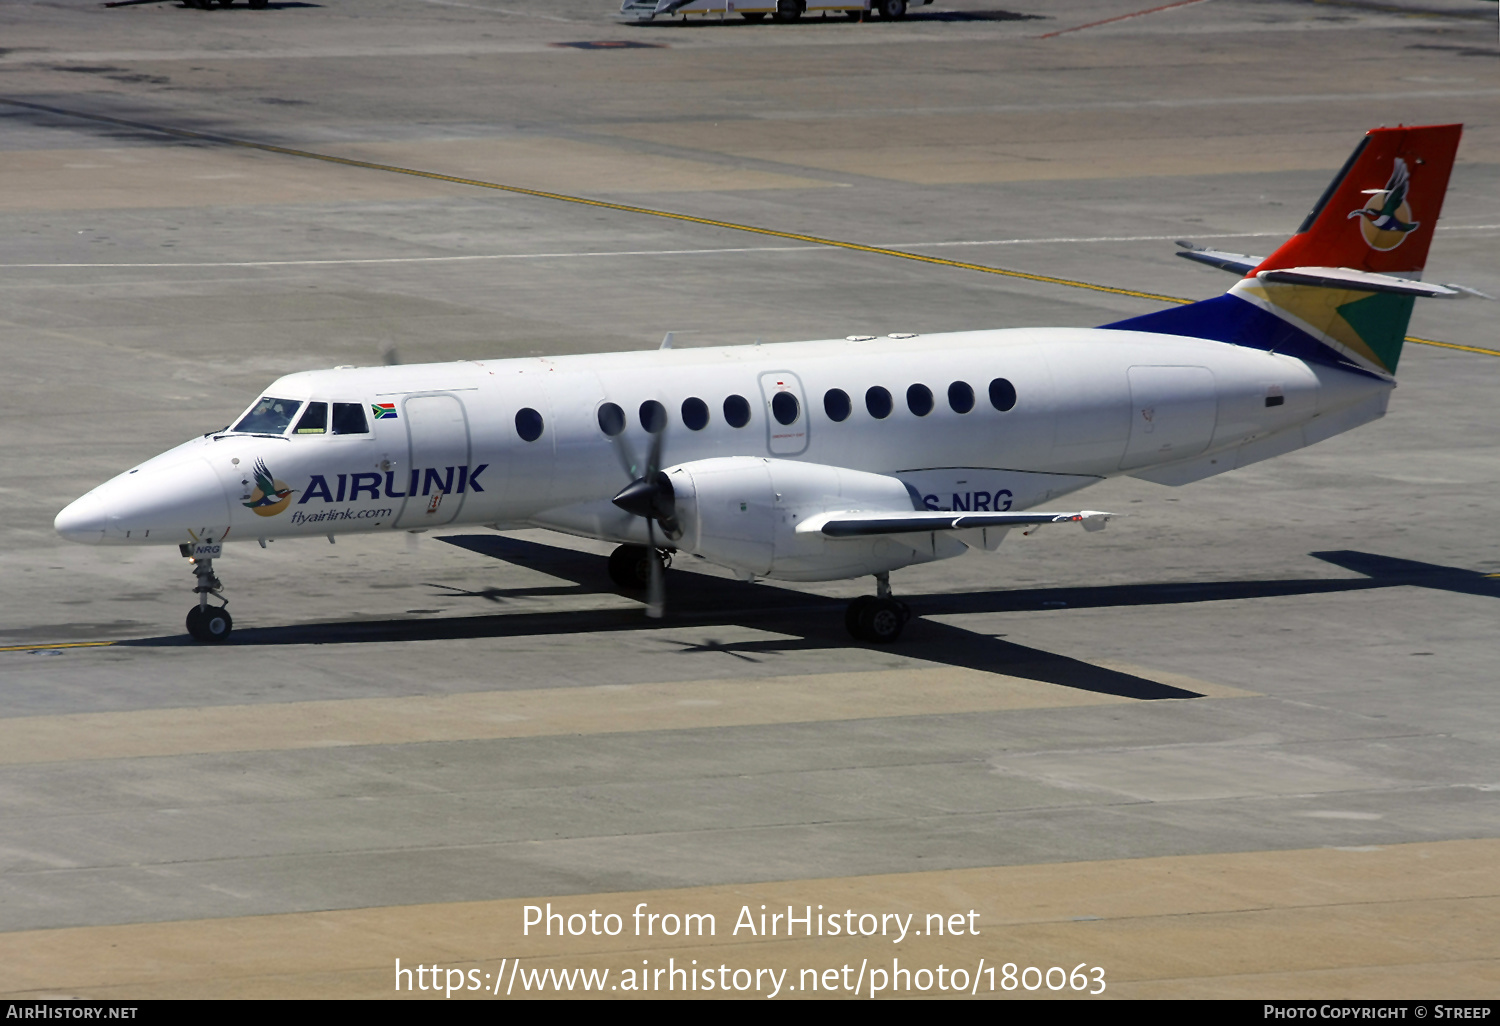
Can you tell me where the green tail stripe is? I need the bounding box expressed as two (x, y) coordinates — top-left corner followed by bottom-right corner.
(1336, 291), (1416, 373)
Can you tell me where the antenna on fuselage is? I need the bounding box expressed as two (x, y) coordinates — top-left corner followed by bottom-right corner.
(382, 346), (401, 366)
(659, 332), (674, 350)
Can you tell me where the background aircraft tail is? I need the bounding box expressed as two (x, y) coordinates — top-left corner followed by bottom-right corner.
(1103, 123), (1463, 377)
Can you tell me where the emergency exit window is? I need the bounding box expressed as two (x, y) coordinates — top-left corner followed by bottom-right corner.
(333, 402), (369, 434)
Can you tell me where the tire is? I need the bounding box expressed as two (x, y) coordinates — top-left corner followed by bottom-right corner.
(858, 597), (906, 643)
(773, 0), (801, 22)
(607, 544), (654, 590)
(845, 596), (875, 640)
(741, 11), (766, 19)
(186, 605), (233, 643)
(876, 0), (905, 18)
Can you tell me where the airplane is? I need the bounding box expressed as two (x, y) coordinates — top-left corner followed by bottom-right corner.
(55, 123), (1465, 644)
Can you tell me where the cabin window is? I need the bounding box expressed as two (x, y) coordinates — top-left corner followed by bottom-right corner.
(771, 391), (800, 426)
(294, 402), (328, 434)
(906, 383), (934, 417)
(598, 402), (626, 437)
(681, 397), (709, 431)
(989, 377), (1017, 412)
(724, 394), (751, 428)
(333, 402), (369, 434)
(865, 386), (893, 420)
(824, 388), (851, 423)
(515, 407), (544, 442)
(948, 381), (975, 414)
(639, 399), (667, 434)
(232, 396), (302, 435)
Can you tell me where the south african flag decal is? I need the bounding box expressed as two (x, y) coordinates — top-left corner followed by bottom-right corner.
(372, 403), (397, 420)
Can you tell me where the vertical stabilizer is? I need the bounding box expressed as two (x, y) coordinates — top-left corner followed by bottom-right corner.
(1255, 123), (1461, 279)
(1103, 124), (1463, 378)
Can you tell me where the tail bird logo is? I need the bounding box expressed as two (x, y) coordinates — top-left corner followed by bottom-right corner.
(243, 458), (296, 517)
(1348, 157), (1421, 251)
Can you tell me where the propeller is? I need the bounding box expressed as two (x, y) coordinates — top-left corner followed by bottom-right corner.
(608, 406), (679, 619)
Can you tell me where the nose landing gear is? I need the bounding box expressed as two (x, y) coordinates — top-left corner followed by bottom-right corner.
(185, 556), (233, 643)
(845, 572), (910, 644)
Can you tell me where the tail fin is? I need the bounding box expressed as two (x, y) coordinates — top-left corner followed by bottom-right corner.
(1104, 124), (1463, 377)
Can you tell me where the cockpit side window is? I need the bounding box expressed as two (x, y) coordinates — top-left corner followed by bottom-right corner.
(232, 397), (303, 435)
(295, 402), (328, 434)
(332, 402), (370, 435)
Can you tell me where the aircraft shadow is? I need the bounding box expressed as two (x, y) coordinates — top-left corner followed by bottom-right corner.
(117, 540), (1496, 701)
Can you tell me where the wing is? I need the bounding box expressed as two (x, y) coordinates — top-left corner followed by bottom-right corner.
(798, 509), (1114, 550)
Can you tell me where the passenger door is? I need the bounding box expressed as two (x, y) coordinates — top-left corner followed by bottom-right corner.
(395, 393), (471, 528)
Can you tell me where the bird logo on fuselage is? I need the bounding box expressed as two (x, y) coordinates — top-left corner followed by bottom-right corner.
(1348, 157), (1421, 251)
(243, 458), (296, 517)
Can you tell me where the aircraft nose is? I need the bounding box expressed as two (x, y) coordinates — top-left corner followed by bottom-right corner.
(55, 492), (108, 544)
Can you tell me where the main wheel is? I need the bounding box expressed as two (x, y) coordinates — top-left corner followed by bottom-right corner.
(186, 605), (233, 643)
(773, 0), (801, 22)
(876, 0), (906, 17)
(857, 597), (906, 643)
(607, 544), (655, 590)
(741, 11), (766, 19)
(845, 596), (875, 640)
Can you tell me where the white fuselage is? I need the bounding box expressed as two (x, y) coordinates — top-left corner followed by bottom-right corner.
(55, 327), (1391, 581)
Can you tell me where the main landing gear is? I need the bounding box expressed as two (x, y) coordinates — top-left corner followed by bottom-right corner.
(845, 572), (910, 644)
(608, 543), (671, 591)
(185, 555), (233, 643)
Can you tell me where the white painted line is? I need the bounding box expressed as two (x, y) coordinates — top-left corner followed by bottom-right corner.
(0, 245), (819, 270)
(2, 227), (1493, 271)
(413, 0), (578, 22)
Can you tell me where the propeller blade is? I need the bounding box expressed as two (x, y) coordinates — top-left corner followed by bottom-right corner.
(645, 520), (664, 619)
(609, 426), (641, 480)
(645, 415), (665, 477)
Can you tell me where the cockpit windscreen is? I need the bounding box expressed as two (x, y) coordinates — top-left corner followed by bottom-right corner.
(232, 397), (303, 435)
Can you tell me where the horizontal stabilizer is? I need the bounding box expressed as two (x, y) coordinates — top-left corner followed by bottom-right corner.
(799, 509), (1114, 537)
(1176, 244), (1264, 276)
(1257, 266), (1459, 297)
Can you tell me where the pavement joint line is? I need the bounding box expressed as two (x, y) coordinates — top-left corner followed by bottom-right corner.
(1039, 0), (1213, 39)
(0, 97), (1488, 362)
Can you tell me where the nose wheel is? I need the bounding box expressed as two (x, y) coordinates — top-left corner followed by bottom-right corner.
(185, 556), (233, 643)
(845, 573), (910, 643)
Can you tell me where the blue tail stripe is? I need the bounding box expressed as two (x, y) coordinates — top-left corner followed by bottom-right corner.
(1101, 295), (1368, 374)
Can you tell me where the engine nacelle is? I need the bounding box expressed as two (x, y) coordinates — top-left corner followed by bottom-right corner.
(662, 457), (957, 581)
